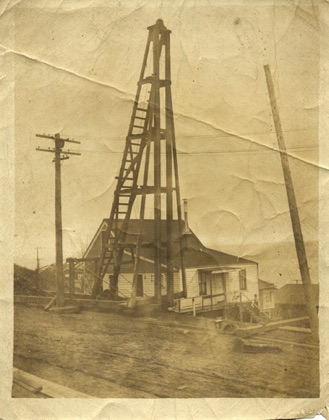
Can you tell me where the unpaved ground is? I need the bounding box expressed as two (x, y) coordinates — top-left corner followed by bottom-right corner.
(14, 305), (319, 398)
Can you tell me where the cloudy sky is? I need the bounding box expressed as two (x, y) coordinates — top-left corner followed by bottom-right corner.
(0, 0), (320, 286)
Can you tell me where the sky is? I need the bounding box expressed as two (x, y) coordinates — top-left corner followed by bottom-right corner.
(0, 0), (320, 287)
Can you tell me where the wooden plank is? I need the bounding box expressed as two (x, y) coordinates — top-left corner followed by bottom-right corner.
(14, 378), (43, 394)
(279, 326), (311, 334)
(14, 369), (44, 394)
(236, 316), (309, 338)
(14, 295), (53, 306)
(12, 382), (47, 398)
(13, 368), (92, 398)
(49, 305), (80, 314)
(44, 295), (56, 311)
(234, 338), (282, 353)
(251, 335), (319, 349)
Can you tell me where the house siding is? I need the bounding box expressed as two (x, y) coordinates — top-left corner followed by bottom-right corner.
(103, 271), (183, 298)
(185, 269), (199, 297)
(102, 264), (259, 304)
(174, 271), (182, 293)
(103, 273), (154, 298)
(118, 274), (134, 298)
(225, 265), (259, 303)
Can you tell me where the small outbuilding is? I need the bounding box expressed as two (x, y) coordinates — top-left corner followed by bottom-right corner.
(274, 283), (319, 320)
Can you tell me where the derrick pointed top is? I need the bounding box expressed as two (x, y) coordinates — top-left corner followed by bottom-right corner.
(147, 19), (171, 33)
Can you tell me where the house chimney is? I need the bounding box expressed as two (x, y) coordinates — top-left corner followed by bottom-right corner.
(183, 199), (190, 233)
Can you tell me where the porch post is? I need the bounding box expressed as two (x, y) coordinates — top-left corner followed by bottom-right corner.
(239, 292), (243, 322)
(223, 273), (228, 318)
(68, 258), (75, 300)
(210, 273), (213, 312)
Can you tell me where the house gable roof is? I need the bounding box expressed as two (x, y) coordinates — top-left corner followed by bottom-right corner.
(258, 279), (276, 290)
(84, 219), (257, 272)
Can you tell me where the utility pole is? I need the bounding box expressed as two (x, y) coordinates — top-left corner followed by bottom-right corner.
(152, 21), (162, 304)
(264, 65), (319, 338)
(35, 247), (40, 292)
(36, 133), (81, 307)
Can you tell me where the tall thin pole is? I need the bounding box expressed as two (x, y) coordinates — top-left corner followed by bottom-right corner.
(172, 117), (187, 298)
(153, 24), (162, 304)
(35, 247), (40, 291)
(264, 64), (318, 337)
(54, 133), (65, 306)
(68, 258), (75, 301)
(36, 132), (81, 307)
(165, 30), (174, 307)
(128, 138), (152, 308)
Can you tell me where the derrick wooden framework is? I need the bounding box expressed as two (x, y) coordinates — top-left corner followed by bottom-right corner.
(91, 19), (187, 307)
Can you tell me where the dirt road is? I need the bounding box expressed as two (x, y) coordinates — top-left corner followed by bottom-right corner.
(14, 305), (319, 398)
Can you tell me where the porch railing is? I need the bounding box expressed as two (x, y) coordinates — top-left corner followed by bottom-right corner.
(174, 292), (226, 313)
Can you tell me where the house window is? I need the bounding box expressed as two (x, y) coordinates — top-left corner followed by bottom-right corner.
(199, 271), (207, 296)
(239, 269), (247, 290)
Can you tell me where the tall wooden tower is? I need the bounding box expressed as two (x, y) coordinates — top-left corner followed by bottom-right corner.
(92, 19), (187, 308)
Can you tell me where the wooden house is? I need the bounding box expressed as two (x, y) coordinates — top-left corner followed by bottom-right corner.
(83, 218), (260, 314)
(258, 279), (277, 319)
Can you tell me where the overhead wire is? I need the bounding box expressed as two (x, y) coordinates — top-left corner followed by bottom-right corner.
(62, 126), (318, 142)
(52, 126), (318, 158)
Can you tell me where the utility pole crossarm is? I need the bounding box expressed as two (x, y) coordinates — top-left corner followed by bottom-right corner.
(36, 147), (56, 153)
(36, 147), (81, 156)
(36, 134), (56, 140)
(36, 133), (81, 144)
(60, 150), (81, 156)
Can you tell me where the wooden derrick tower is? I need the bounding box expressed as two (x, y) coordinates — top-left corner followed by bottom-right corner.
(92, 19), (187, 307)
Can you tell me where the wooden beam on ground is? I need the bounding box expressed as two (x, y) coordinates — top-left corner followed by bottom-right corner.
(279, 326), (311, 334)
(251, 335), (319, 350)
(236, 316), (309, 338)
(49, 305), (80, 314)
(234, 337), (282, 354)
(15, 294), (124, 310)
(15, 294), (158, 313)
(14, 295), (55, 307)
(44, 295), (56, 311)
(13, 368), (92, 398)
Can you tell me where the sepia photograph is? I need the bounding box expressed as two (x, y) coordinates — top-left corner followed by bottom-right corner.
(0, 0), (327, 415)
